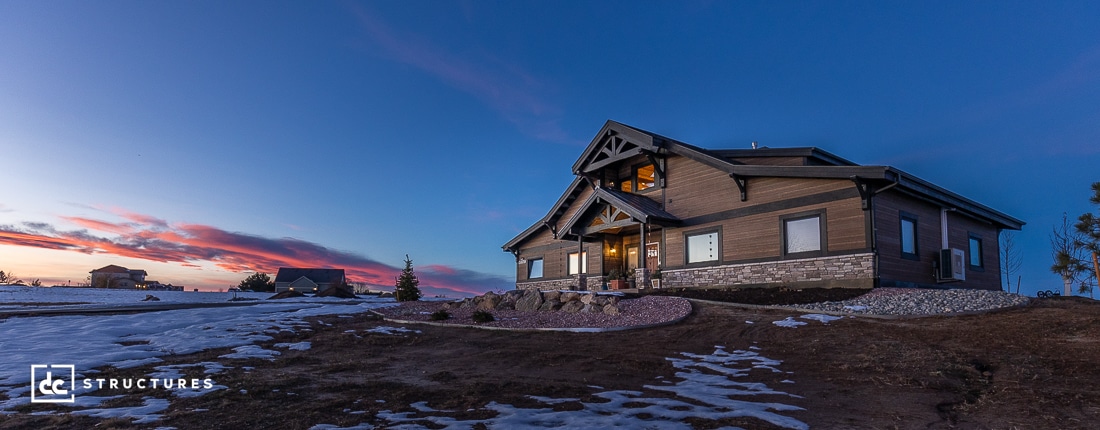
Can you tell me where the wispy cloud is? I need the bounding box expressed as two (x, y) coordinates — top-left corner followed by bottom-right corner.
(0, 211), (511, 296)
(349, 4), (578, 144)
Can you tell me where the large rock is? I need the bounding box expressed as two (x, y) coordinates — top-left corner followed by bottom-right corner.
(602, 304), (621, 315)
(560, 300), (585, 313)
(542, 291), (561, 302)
(477, 291), (503, 311)
(582, 303), (602, 313)
(539, 299), (562, 311)
(560, 292), (580, 303)
(579, 293), (596, 305)
(514, 289), (544, 312)
(495, 292), (518, 310)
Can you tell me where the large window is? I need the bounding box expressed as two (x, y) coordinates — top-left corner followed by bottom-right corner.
(568, 252), (588, 275)
(968, 233), (983, 270)
(784, 215), (822, 255)
(900, 213), (919, 260)
(686, 231), (719, 264)
(527, 259), (544, 279)
(635, 164), (656, 192)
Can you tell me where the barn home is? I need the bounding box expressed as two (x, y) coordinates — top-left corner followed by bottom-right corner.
(502, 120), (1024, 292)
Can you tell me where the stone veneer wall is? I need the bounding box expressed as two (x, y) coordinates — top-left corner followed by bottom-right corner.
(517, 275), (606, 291)
(661, 253), (874, 288)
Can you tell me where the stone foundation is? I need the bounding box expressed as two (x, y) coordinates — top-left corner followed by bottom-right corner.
(517, 275), (605, 291)
(661, 253), (874, 289)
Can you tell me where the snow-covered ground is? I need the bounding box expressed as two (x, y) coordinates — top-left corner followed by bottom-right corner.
(0, 286), (392, 421)
(2, 286), (813, 428)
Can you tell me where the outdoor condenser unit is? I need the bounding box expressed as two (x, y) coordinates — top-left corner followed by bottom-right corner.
(938, 248), (966, 282)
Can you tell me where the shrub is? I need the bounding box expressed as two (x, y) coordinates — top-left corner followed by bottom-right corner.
(471, 310), (495, 323)
(430, 309), (450, 321)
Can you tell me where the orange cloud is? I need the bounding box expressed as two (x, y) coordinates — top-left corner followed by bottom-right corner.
(0, 211), (509, 296)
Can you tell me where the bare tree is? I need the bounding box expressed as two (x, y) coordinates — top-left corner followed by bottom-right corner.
(0, 270), (22, 285)
(1051, 213), (1089, 296)
(30, 279), (42, 287)
(1000, 230), (1022, 293)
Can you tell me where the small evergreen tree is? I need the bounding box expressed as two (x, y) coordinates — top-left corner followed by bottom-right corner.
(394, 255), (422, 302)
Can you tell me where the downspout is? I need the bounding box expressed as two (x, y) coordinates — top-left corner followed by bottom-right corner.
(857, 176), (899, 288)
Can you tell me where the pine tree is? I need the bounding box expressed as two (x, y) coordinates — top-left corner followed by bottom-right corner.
(394, 255), (422, 302)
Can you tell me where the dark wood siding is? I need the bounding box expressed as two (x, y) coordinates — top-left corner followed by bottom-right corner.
(875, 191), (1002, 290)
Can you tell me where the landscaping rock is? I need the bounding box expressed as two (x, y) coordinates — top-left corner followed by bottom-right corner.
(477, 292), (503, 311)
(560, 300), (585, 313)
(542, 291), (561, 302)
(515, 289), (543, 312)
(560, 292), (579, 303)
(602, 304), (621, 315)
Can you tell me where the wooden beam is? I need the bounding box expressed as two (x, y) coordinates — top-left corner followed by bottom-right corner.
(644, 152), (666, 188)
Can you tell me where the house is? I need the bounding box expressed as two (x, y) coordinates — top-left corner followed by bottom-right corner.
(502, 120), (1025, 292)
(89, 265), (148, 289)
(274, 268), (347, 293)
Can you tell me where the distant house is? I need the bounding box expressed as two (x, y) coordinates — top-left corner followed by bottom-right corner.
(274, 268), (347, 293)
(89, 265), (148, 289)
(503, 120), (1025, 292)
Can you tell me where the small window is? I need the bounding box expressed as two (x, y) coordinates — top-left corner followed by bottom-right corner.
(568, 252), (588, 275)
(784, 215), (822, 254)
(968, 233), (983, 269)
(527, 259), (544, 279)
(636, 164), (656, 191)
(900, 213), (918, 260)
(686, 231), (719, 264)
(620, 179), (633, 193)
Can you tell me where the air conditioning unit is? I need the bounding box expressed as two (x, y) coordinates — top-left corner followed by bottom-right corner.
(939, 248), (966, 282)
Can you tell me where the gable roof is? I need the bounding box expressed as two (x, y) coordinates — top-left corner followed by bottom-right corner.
(274, 268), (346, 284)
(557, 187), (680, 241)
(91, 264), (130, 274)
(504, 121), (1025, 252)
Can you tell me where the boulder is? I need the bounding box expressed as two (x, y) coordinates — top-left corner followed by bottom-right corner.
(580, 293), (596, 305)
(539, 299), (562, 311)
(477, 292), (503, 311)
(560, 292), (580, 303)
(514, 289), (544, 312)
(602, 304), (621, 315)
(593, 295), (609, 306)
(582, 303), (601, 313)
(560, 300), (585, 313)
(542, 291), (561, 302)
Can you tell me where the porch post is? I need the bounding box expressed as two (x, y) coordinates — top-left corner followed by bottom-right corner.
(637, 222), (650, 289)
(577, 233), (587, 291)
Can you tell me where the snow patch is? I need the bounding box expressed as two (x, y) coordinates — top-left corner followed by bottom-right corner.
(772, 317), (807, 328)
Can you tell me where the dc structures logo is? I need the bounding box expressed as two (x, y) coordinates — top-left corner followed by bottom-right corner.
(30, 364), (76, 403)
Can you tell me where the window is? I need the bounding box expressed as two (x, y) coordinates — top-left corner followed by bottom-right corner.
(527, 259), (544, 279)
(686, 231), (719, 264)
(568, 252), (588, 275)
(635, 164), (656, 192)
(900, 213), (919, 260)
(968, 233), (983, 270)
(784, 215), (822, 254)
(620, 179), (633, 193)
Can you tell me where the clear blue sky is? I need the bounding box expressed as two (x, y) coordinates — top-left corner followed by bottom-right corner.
(1, 1), (1098, 296)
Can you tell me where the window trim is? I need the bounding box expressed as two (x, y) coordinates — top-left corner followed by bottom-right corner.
(780, 210), (827, 258)
(527, 258), (544, 279)
(899, 211), (919, 261)
(684, 227), (721, 266)
(567, 251), (588, 275)
(968, 232), (984, 272)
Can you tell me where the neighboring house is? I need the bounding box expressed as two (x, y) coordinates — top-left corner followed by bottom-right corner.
(274, 268), (347, 293)
(89, 265), (148, 289)
(502, 120), (1025, 291)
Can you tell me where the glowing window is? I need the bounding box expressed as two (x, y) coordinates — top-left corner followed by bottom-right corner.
(568, 252), (588, 275)
(636, 164), (656, 191)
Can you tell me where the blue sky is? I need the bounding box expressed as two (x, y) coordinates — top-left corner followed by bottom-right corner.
(1, 1), (1098, 296)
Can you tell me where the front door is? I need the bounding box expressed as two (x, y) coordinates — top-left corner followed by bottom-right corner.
(645, 242), (660, 270)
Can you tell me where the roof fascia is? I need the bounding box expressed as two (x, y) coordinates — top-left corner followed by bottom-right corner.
(502, 177), (589, 251)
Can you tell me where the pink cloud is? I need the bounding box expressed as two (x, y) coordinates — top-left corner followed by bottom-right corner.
(0, 210), (509, 296)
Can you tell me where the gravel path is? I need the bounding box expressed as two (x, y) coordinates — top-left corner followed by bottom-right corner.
(373, 295), (693, 331)
(796, 288), (1030, 316)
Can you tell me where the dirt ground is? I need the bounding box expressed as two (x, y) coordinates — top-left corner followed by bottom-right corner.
(4, 296), (1099, 429)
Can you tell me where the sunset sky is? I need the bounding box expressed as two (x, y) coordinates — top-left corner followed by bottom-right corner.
(2, 1), (1099, 296)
